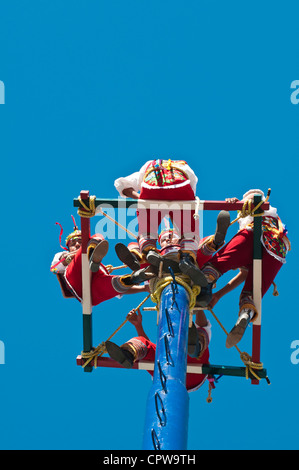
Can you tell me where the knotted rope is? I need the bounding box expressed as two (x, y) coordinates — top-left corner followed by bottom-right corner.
(77, 195), (96, 218)
(229, 188), (271, 226)
(207, 306), (269, 383)
(80, 293), (151, 368)
(150, 274), (201, 311)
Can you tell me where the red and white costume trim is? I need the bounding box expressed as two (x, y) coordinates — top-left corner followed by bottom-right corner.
(127, 233), (217, 270)
(114, 159), (199, 255)
(202, 204), (290, 309)
(51, 235), (131, 306)
(123, 321), (211, 393)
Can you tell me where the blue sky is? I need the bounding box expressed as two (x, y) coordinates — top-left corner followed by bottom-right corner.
(0, 1), (298, 450)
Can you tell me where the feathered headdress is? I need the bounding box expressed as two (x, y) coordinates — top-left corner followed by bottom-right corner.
(56, 215), (81, 251)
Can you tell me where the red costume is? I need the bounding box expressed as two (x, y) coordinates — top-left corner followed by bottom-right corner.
(123, 328), (210, 392)
(114, 159), (200, 256)
(202, 196), (291, 312)
(51, 234), (131, 306)
(64, 245), (131, 305)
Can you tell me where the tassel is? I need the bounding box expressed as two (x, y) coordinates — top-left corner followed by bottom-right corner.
(55, 222), (68, 251)
(71, 214), (78, 231)
(272, 281), (279, 296)
(206, 376), (215, 403)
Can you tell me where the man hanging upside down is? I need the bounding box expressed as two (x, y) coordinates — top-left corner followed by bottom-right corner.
(51, 225), (152, 306)
(113, 209), (231, 295)
(114, 158), (209, 286)
(196, 189), (291, 347)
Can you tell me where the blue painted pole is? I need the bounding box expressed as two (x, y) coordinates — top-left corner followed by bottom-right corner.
(142, 281), (190, 450)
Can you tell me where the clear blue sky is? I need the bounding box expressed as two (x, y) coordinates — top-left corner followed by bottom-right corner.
(0, 1), (298, 450)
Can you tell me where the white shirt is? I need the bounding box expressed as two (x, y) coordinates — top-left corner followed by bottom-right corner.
(114, 160), (198, 197)
(51, 251), (67, 274)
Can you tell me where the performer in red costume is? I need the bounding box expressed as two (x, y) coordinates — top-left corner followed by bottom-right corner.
(114, 209), (231, 294)
(106, 308), (211, 393)
(197, 189), (291, 347)
(114, 159), (206, 285)
(51, 225), (150, 306)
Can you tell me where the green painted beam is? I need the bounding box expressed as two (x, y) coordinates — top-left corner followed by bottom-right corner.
(201, 364), (268, 381)
(73, 197), (270, 211)
(76, 356), (269, 381)
(253, 194), (263, 260)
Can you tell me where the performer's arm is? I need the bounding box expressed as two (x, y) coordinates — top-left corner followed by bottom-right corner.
(123, 284), (150, 295)
(114, 161), (150, 198)
(114, 170), (141, 198)
(122, 187), (140, 199)
(209, 269), (248, 308)
(51, 252), (68, 273)
(127, 309), (149, 340)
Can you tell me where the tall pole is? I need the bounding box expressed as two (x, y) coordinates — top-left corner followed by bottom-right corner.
(142, 281), (190, 450)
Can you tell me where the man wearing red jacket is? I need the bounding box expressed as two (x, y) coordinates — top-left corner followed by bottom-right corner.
(106, 308), (211, 393)
(51, 227), (150, 305)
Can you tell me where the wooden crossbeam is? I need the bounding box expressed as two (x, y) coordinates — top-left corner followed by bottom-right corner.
(76, 356), (268, 381)
(74, 196), (269, 212)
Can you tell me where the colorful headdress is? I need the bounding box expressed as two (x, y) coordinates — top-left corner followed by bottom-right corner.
(158, 228), (180, 245)
(158, 216), (180, 245)
(56, 215), (81, 251)
(65, 229), (82, 247)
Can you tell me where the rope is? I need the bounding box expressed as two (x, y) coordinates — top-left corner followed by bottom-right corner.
(82, 274), (200, 367)
(77, 195), (137, 241)
(207, 306), (267, 382)
(229, 188), (271, 227)
(80, 293), (151, 368)
(230, 199), (262, 226)
(239, 351), (265, 381)
(97, 207), (138, 239)
(150, 274), (201, 311)
(77, 195), (96, 218)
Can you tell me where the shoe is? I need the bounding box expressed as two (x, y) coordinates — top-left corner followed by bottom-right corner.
(89, 240), (109, 272)
(146, 250), (180, 273)
(195, 282), (213, 307)
(226, 309), (252, 348)
(115, 243), (140, 271)
(105, 341), (134, 368)
(123, 266), (157, 285)
(188, 323), (201, 357)
(214, 210), (230, 248)
(179, 253), (208, 287)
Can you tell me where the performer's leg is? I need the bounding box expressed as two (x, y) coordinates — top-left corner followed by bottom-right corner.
(202, 229), (254, 282)
(226, 249), (283, 348)
(196, 229), (254, 307)
(91, 271), (134, 305)
(64, 247), (83, 300)
(137, 208), (160, 253)
(115, 241), (143, 271)
(105, 336), (156, 370)
(179, 208), (200, 256)
(188, 312), (211, 358)
(88, 237), (109, 272)
(66, 235), (106, 294)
